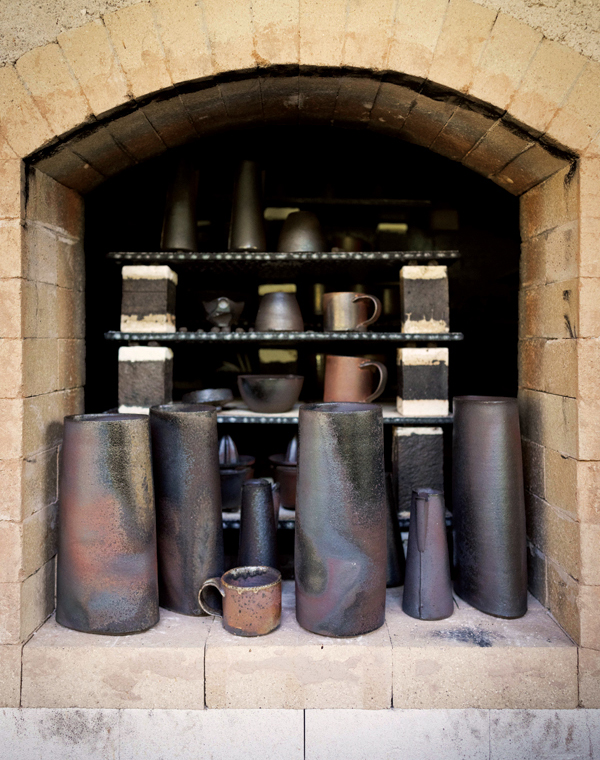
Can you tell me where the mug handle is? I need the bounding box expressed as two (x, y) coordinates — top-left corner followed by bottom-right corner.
(353, 294), (382, 330)
(198, 577), (225, 617)
(359, 361), (388, 403)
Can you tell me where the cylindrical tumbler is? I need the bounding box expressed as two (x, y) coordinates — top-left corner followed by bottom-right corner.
(452, 396), (527, 618)
(56, 414), (159, 634)
(295, 402), (386, 637)
(150, 404), (224, 616)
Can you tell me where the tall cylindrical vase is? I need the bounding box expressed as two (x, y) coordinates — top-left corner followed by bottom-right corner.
(402, 488), (453, 620)
(452, 396), (527, 618)
(56, 414), (159, 634)
(238, 479), (277, 568)
(161, 158), (199, 252)
(295, 402), (386, 637)
(150, 404), (224, 616)
(228, 159), (266, 252)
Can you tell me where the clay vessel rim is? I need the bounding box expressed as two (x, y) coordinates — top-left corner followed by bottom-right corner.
(67, 413), (147, 423)
(219, 454), (255, 470)
(323, 291), (373, 297)
(411, 487), (444, 497)
(223, 566), (281, 590)
(268, 453), (298, 467)
(454, 395), (517, 404)
(300, 402), (381, 414)
(150, 403), (216, 416)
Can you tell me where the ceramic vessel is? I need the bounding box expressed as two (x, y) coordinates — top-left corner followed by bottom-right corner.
(269, 436), (298, 510)
(161, 158), (198, 252)
(277, 210), (326, 252)
(255, 292), (304, 332)
(452, 396), (527, 619)
(238, 479), (278, 568)
(323, 292), (382, 332)
(218, 435), (255, 512)
(182, 388), (234, 407)
(385, 474), (405, 588)
(238, 374), (303, 413)
(56, 413), (159, 634)
(228, 159), (266, 252)
(295, 402), (386, 637)
(323, 355), (387, 403)
(402, 488), (453, 620)
(203, 298), (244, 329)
(150, 404), (224, 616)
(199, 566), (281, 636)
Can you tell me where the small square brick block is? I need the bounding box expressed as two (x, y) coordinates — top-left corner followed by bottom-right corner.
(392, 427), (444, 513)
(396, 347), (449, 416)
(118, 345), (173, 412)
(400, 265), (449, 333)
(120, 265), (177, 333)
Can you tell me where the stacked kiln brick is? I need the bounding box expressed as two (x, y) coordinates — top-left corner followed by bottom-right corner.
(393, 265), (449, 512)
(118, 266), (176, 412)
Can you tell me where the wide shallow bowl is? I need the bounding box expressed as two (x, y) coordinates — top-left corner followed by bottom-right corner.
(237, 375), (304, 413)
(182, 388), (234, 406)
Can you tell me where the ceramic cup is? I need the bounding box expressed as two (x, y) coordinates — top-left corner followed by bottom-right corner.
(323, 355), (387, 403)
(323, 292), (382, 332)
(255, 292), (304, 332)
(198, 566), (282, 636)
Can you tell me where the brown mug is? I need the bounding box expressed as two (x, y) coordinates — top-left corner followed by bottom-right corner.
(198, 566), (281, 636)
(323, 292), (382, 332)
(323, 355), (388, 403)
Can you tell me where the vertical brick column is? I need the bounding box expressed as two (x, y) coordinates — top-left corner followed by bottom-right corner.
(0, 164), (85, 707)
(519, 166), (585, 648)
(574, 154), (600, 706)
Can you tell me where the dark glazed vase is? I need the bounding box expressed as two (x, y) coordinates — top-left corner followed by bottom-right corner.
(452, 396), (527, 618)
(402, 488), (453, 620)
(161, 158), (199, 252)
(238, 479), (278, 568)
(277, 210), (326, 252)
(228, 159), (266, 252)
(150, 404), (224, 616)
(56, 414), (159, 634)
(295, 402), (386, 637)
(386, 475), (405, 588)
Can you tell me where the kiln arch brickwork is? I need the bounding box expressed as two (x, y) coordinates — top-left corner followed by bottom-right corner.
(0, 0), (599, 709)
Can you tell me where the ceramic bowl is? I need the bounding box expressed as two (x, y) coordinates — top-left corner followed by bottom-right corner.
(237, 375), (304, 413)
(182, 388), (234, 406)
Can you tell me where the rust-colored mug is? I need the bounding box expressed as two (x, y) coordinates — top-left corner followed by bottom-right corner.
(198, 566), (281, 636)
(323, 355), (388, 403)
(323, 292), (382, 331)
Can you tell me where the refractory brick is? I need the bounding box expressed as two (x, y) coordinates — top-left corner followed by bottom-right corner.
(118, 346), (173, 412)
(392, 426), (444, 512)
(397, 347), (449, 416)
(120, 265), (177, 333)
(400, 265), (449, 333)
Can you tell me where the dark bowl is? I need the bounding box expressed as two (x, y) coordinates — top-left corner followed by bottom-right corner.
(182, 388), (234, 406)
(237, 375), (304, 413)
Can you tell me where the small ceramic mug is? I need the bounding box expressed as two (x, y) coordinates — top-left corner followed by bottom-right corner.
(198, 566), (282, 637)
(323, 354), (388, 403)
(323, 292), (382, 331)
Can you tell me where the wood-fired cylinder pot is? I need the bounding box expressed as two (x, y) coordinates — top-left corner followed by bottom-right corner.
(150, 403), (224, 616)
(452, 396), (527, 618)
(56, 414), (159, 634)
(295, 402), (386, 637)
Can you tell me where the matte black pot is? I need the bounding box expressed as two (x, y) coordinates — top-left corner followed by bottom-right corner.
(228, 159), (266, 252)
(150, 404), (224, 616)
(295, 402), (386, 637)
(238, 479), (278, 568)
(402, 488), (453, 620)
(386, 474), (405, 588)
(452, 396), (527, 618)
(161, 158), (198, 252)
(57, 414), (159, 634)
